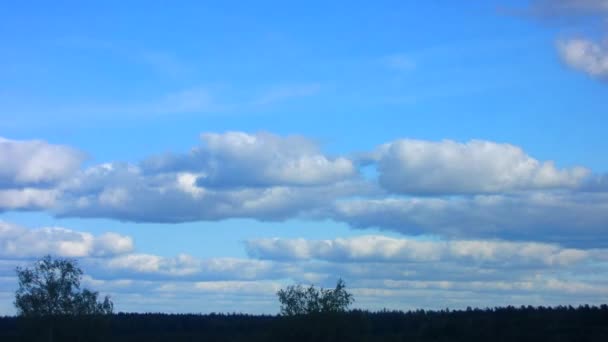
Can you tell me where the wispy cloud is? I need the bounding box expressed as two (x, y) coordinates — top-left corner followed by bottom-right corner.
(252, 83), (321, 106)
(51, 36), (195, 77)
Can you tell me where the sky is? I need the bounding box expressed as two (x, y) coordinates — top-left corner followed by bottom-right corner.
(1, 0), (608, 315)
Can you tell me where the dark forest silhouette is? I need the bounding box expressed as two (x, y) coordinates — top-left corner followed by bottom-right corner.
(1, 306), (608, 341)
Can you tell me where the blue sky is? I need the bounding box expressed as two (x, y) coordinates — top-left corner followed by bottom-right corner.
(1, 0), (608, 314)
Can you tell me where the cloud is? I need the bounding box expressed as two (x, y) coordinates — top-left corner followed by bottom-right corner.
(1, 133), (607, 250)
(0, 188), (59, 211)
(527, 0), (608, 17)
(252, 83), (321, 106)
(520, 0), (608, 80)
(56, 160), (367, 222)
(142, 132), (356, 188)
(93, 254), (287, 282)
(0, 221), (133, 258)
(558, 38), (608, 79)
(246, 235), (597, 267)
(330, 192), (608, 248)
(0, 219), (607, 314)
(0, 137), (85, 189)
(367, 139), (589, 195)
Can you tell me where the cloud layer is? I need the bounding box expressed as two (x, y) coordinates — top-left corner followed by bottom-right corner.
(0, 221), (133, 258)
(1, 132), (607, 248)
(245, 235), (597, 267)
(1, 221), (607, 314)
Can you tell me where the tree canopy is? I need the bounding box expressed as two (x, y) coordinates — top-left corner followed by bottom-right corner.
(277, 279), (354, 316)
(14, 255), (113, 316)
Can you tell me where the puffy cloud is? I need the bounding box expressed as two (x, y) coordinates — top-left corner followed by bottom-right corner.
(370, 139), (589, 195)
(558, 38), (608, 79)
(522, 1), (608, 81)
(0, 188), (59, 211)
(246, 235), (596, 267)
(1, 132), (606, 251)
(0, 221), (133, 258)
(330, 192), (608, 247)
(0, 137), (84, 189)
(141, 131), (357, 188)
(56, 161), (368, 223)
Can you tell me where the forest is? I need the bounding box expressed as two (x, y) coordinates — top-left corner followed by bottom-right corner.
(0, 305), (607, 341)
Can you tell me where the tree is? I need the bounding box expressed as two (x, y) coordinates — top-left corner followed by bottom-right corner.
(14, 255), (113, 316)
(277, 278), (354, 316)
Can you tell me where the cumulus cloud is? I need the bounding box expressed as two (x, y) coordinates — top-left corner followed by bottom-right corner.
(1, 133), (606, 250)
(246, 235), (597, 267)
(330, 192), (608, 247)
(0, 221), (133, 258)
(141, 131), (357, 188)
(558, 38), (608, 79)
(0, 188), (59, 211)
(521, 0), (608, 80)
(56, 160), (368, 223)
(369, 139), (589, 195)
(0, 137), (84, 189)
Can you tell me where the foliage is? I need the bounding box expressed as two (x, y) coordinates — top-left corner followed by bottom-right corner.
(277, 278), (354, 316)
(14, 255), (113, 317)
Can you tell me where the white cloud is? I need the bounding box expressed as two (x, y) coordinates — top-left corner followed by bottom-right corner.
(330, 192), (608, 247)
(246, 235), (595, 267)
(523, 1), (608, 81)
(357, 276), (608, 297)
(0, 221), (133, 258)
(0, 224), (607, 314)
(200, 131), (356, 187)
(0, 137), (84, 188)
(558, 38), (608, 79)
(146, 131), (356, 188)
(0, 188), (59, 211)
(101, 254), (279, 280)
(57, 156), (366, 223)
(192, 280), (282, 295)
(1, 132), (606, 251)
(370, 139), (589, 195)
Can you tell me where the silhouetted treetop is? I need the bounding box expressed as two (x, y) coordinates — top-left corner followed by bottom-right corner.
(277, 278), (354, 315)
(14, 255), (113, 316)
